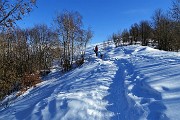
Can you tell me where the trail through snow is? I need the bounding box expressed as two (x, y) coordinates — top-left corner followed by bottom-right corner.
(0, 44), (180, 120)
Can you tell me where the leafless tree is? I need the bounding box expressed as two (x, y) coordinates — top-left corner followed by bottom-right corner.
(152, 9), (174, 51)
(139, 20), (152, 46)
(171, 0), (180, 22)
(170, 0), (180, 51)
(129, 23), (139, 44)
(0, 0), (36, 30)
(121, 29), (129, 45)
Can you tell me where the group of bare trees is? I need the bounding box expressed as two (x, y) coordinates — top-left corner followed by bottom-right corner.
(54, 11), (93, 71)
(0, 1), (93, 100)
(0, 0), (38, 100)
(112, 0), (180, 51)
(0, 25), (58, 99)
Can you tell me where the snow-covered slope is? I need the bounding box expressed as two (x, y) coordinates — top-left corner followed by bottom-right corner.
(0, 44), (180, 120)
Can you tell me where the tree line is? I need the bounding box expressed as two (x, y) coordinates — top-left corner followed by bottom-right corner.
(111, 0), (180, 52)
(0, 0), (93, 100)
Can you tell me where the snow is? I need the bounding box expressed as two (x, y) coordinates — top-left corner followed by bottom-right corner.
(0, 44), (180, 120)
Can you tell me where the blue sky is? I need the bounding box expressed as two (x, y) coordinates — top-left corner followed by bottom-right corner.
(17, 0), (172, 44)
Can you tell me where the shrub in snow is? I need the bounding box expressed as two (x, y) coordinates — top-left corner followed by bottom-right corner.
(21, 73), (41, 89)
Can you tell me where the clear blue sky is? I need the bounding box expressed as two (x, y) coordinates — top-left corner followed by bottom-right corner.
(17, 0), (172, 44)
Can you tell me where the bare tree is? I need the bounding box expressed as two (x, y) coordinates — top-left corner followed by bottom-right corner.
(112, 33), (121, 47)
(129, 23), (139, 45)
(171, 0), (180, 22)
(170, 0), (180, 51)
(152, 9), (174, 51)
(139, 20), (152, 46)
(79, 27), (93, 55)
(0, 0), (36, 29)
(121, 29), (129, 45)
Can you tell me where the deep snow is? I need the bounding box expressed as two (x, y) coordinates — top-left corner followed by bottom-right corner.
(0, 43), (180, 120)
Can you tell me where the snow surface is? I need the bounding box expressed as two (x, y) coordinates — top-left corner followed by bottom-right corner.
(0, 44), (180, 120)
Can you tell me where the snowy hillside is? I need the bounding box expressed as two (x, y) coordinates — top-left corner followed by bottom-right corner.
(0, 44), (180, 120)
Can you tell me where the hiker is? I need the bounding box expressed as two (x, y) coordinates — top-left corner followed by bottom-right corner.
(94, 45), (98, 56)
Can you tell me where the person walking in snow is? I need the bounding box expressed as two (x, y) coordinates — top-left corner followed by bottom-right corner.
(94, 45), (98, 56)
